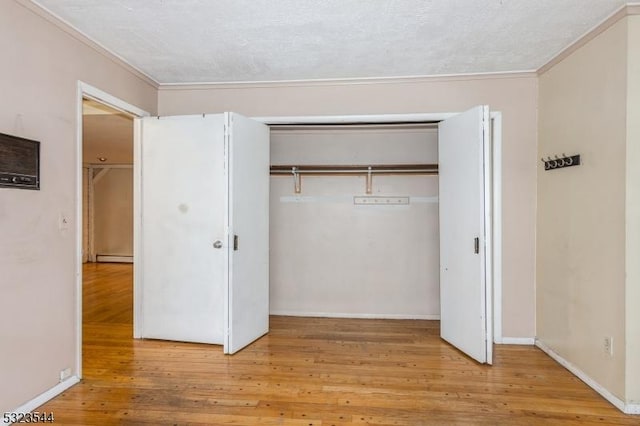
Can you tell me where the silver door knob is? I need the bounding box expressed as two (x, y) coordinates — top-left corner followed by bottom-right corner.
(213, 240), (223, 249)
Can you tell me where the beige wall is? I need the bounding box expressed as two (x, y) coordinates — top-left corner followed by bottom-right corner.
(158, 73), (539, 339)
(537, 18), (628, 400)
(94, 168), (133, 257)
(0, 0), (156, 412)
(626, 15), (640, 404)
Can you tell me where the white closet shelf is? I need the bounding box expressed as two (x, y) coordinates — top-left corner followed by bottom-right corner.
(269, 164), (438, 176)
(270, 164), (437, 194)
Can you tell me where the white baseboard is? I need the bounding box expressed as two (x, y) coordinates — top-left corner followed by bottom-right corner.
(498, 337), (535, 345)
(96, 255), (133, 263)
(269, 310), (440, 320)
(4, 376), (80, 425)
(535, 339), (639, 415)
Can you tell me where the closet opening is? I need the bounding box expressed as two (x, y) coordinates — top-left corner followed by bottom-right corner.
(261, 108), (503, 364)
(268, 122), (442, 321)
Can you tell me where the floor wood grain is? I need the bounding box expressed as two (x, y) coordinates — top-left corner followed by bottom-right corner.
(38, 263), (637, 425)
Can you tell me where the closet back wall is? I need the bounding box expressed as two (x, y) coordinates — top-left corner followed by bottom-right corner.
(269, 125), (439, 318)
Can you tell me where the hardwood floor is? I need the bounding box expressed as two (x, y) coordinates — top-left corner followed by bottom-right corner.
(38, 263), (636, 425)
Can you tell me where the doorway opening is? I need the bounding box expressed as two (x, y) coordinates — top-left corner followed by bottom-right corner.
(75, 82), (149, 377)
(82, 99), (134, 265)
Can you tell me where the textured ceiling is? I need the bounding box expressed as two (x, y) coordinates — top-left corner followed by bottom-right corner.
(33, 0), (627, 84)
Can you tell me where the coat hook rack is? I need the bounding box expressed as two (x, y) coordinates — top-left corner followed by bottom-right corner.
(541, 153), (580, 171)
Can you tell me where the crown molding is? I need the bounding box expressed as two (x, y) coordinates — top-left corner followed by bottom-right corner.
(538, 3), (640, 75)
(628, 2), (640, 14)
(157, 70), (538, 91)
(17, 0), (160, 89)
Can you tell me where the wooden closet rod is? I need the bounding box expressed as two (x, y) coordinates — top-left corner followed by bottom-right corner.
(270, 164), (438, 176)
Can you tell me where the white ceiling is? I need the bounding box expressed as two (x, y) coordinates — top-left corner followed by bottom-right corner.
(33, 0), (627, 84)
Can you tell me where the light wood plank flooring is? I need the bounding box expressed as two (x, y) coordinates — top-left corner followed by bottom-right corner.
(38, 263), (636, 425)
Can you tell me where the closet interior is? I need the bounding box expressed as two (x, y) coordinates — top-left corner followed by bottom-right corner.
(268, 123), (441, 319)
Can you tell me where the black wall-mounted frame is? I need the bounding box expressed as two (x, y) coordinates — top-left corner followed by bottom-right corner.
(0, 132), (40, 190)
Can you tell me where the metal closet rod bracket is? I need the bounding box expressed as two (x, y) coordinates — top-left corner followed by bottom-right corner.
(292, 166), (301, 194)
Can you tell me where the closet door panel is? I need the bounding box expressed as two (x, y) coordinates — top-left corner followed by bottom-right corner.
(138, 114), (227, 344)
(438, 105), (491, 364)
(224, 112), (271, 354)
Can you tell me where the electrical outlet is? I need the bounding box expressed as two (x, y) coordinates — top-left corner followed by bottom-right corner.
(604, 337), (613, 357)
(59, 367), (71, 382)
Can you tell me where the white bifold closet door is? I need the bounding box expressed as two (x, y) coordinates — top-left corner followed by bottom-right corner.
(136, 112), (269, 355)
(224, 113), (270, 354)
(438, 105), (493, 365)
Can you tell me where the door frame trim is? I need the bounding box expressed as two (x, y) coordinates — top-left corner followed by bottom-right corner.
(254, 112), (503, 345)
(482, 105), (493, 363)
(491, 112), (503, 344)
(75, 81), (150, 378)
